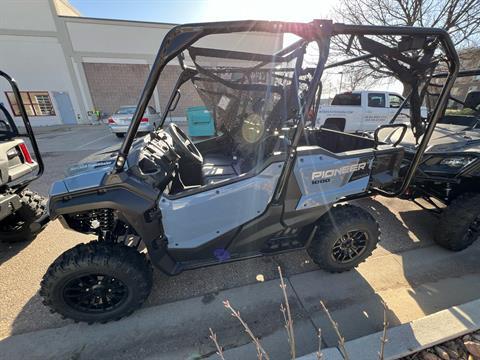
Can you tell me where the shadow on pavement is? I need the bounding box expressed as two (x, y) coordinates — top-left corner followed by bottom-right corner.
(358, 197), (438, 253)
(0, 240), (32, 267)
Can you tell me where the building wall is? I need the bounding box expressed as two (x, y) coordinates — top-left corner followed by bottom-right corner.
(0, 0), (56, 32)
(53, 0), (81, 17)
(0, 0), (283, 126)
(0, 34), (81, 126)
(0, 0), (85, 127)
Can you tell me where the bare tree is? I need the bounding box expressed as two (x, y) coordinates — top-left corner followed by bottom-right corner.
(332, 0), (480, 93)
(341, 65), (382, 91)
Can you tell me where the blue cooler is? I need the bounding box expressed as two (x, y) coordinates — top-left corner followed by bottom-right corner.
(186, 106), (215, 137)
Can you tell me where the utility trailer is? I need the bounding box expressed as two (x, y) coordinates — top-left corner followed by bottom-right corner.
(40, 20), (458, 323)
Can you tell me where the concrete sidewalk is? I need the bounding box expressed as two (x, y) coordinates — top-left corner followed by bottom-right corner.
(2, 242), (480, 360)
(299, 298), (480, 360)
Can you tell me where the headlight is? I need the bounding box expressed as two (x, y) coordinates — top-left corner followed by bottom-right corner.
(439, 157), (475, 168)
(421, 155), (477, 175)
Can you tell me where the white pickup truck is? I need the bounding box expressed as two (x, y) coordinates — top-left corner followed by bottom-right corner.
(315, 90), (427, 132)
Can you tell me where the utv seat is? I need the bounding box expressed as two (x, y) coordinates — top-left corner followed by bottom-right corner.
(202, 153), (238, 184)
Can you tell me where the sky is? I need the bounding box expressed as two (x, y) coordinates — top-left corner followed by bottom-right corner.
(69, 0), (338, 24)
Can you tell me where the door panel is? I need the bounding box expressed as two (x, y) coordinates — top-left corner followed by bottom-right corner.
(52, 92), (77, 125)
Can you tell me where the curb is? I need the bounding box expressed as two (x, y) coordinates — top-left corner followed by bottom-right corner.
(298, 298), (480, 360)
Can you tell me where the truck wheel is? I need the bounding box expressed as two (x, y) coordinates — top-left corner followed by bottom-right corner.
(40, 241), (153, 324)
(434, 193), (480, 251)
(307, 204), (380, 273)
(0, 189), (47, 243)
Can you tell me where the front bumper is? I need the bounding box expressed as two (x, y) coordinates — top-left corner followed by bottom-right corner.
(109, 123), (153, 134)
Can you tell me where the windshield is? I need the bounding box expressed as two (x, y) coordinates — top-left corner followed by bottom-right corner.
(115, 107), (136, 115)
(158, 34), (327, 148)
(331, 93), (361, 106)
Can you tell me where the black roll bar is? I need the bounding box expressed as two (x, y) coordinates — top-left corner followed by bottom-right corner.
(330, 26), (460, 197)
(114, 20), (459, 202)
(0, 70), (44, 186)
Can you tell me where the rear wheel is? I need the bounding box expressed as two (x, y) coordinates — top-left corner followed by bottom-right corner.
(0, 189), (47, 243)
(40, 241), (153, 323)
(434, 193), (480, 251)
(307, 204), (380, 272)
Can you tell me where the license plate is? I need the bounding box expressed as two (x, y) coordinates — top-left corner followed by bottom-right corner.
(117, 118), (131, 125)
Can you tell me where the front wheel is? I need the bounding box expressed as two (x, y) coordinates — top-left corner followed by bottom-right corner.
(40, 242), (153, 323)
(0, 189), (47, 243)
(434, 193), (480, 251)
(307, 204), (380, 273)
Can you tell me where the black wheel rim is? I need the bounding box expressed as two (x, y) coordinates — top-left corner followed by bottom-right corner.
(465, 215), (480, 243)
(63, 274), (128, 313)
(331, 230), (368, 264)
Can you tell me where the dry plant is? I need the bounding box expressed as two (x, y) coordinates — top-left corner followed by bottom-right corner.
(209, 328), (226, 360)
(320, 300), (349, 360)
(278, 266), (296, 359)
(378, 301), (389, 360)
(316, 328), (323, 360)
(209, 267), (390, 360)
(223, 300), (270, 360)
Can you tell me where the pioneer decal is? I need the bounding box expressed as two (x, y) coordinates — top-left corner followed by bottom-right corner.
(311, 162), (368, 184)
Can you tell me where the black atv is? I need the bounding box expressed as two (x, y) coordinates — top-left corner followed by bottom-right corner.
(396, 69), (480, 251)
(0, 71), (48, 243)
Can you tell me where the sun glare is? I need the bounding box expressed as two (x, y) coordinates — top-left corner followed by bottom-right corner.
(203, 0), (338, 22)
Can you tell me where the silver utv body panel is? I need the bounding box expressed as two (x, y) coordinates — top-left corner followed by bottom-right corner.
(159, 144), (376, 250)
(159, 162), (284, 250)
(294, 146), (373, 210)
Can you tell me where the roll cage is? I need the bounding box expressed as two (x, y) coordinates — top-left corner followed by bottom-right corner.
(0, 70), (44, 189)
(115, 20), (459, 200)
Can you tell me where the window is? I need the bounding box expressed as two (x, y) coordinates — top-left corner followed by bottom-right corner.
(331, 93), (361, 106)
(388, 94), (404, 108)
(368, 93), (386, 108)
(114, 106), (136, 115)
(5, 91), (55, 116)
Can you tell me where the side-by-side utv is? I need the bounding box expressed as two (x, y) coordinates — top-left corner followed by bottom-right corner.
(40, 20), (458, 323)
(0, 71), (48, 243)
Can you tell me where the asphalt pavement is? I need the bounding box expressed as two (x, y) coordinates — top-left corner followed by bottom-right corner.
(1, 125), (480, 359)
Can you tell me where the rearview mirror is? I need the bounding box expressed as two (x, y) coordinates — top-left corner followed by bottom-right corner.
(374, 124), (408, 148)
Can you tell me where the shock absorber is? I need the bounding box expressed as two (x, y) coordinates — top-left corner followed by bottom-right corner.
(97, 208), (114, 231)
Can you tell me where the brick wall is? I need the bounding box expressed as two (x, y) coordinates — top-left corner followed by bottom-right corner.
(157, 65), (205, 118)
(83, 62), (205, 118)
(83, 63), (152, 115)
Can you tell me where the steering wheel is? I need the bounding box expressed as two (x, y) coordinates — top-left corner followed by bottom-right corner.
(168, 123), (203, 164)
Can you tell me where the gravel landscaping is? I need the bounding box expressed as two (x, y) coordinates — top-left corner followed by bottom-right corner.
(402, 331), (480, 360)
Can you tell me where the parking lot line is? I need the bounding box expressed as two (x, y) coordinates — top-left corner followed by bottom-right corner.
(75, 133), (113, 150)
